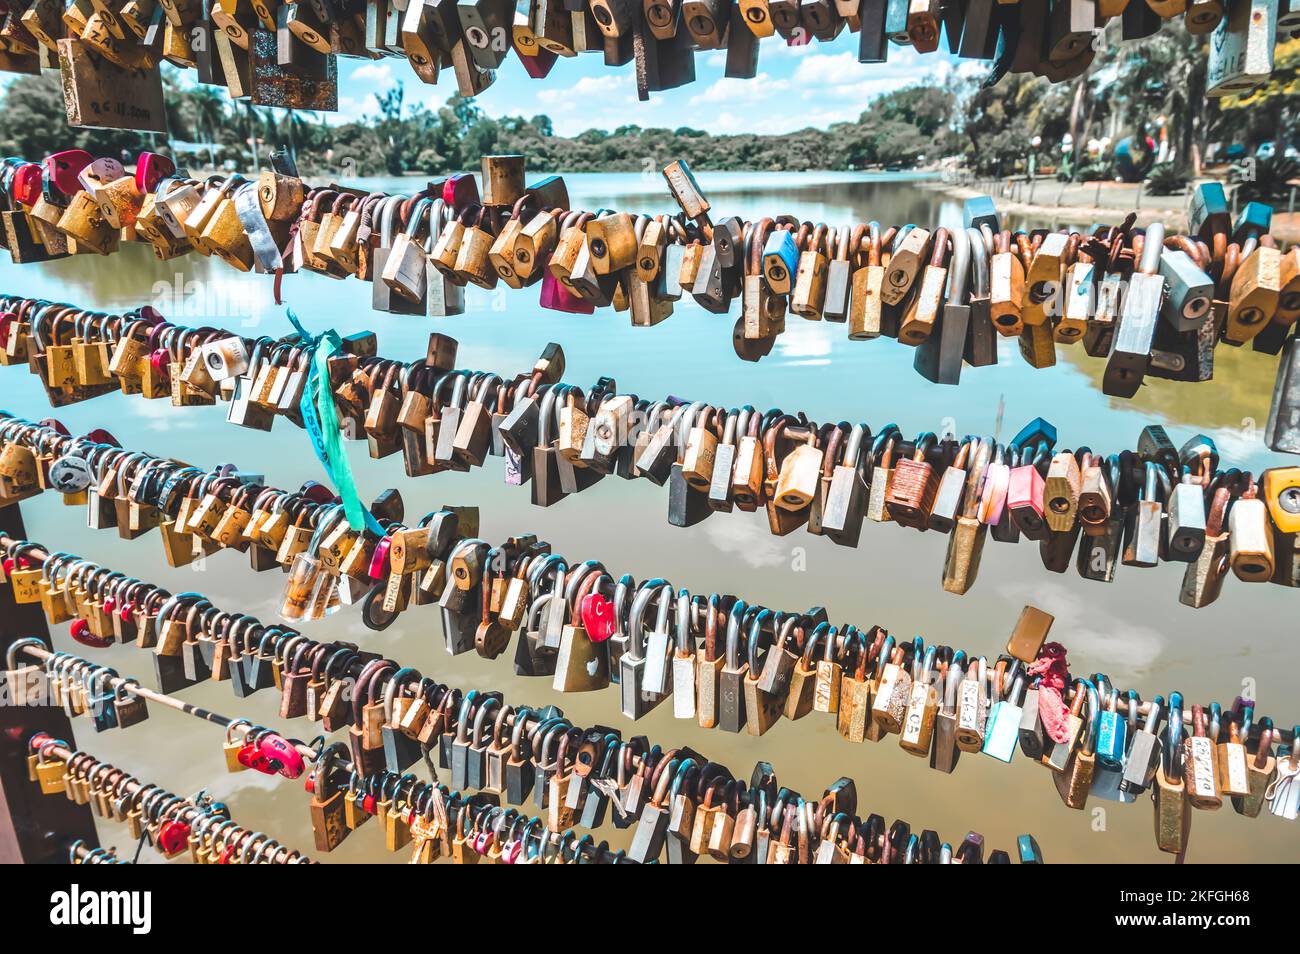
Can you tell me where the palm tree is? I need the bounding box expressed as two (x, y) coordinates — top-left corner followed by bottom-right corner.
(187, 86), (228, 168)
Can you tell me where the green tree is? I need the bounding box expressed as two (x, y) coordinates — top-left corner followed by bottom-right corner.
(0, 74), (147, 159)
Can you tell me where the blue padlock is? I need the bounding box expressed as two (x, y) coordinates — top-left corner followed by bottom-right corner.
(1095, 677), (1128, 769)
(761, 228), (799, 296)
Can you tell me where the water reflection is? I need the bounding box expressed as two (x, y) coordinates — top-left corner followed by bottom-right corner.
(0, 172), (1292, 864)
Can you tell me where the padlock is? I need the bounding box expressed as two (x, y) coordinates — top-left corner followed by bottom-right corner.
(1226, 477), (1273, 581)
(1053, 683), (1099, 810)
(982, 671), (1027, 763)
(885, 432), (939, 528)
(1183, 704), (1223, 810)
(899, 227), (951, 344)
(882, 225), (929, 306)
(990, 230), (1025, 336)
(849, 223), (886, 340)
(899, 646), (939, 756)
(1222, 240), (1284, 345)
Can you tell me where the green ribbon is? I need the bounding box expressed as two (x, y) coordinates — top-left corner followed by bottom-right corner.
(286, 308), (382, 536)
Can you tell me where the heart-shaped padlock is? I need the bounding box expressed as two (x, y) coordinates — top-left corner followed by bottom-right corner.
(580, 592), (616, 642)
(69, 619), (113, 649)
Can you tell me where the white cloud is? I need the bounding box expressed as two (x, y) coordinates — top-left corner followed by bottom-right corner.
(760, 35), (825, 58)
(705, 515), (789, 568)
(351, 62), (396, 85)
(332, 95), (374, 124)
(776, 320), (834, 359)
(126, 397), (199, 433)
(706, 103), (868, 134)
(690, 73), (790, 105)
(536, 73), (629, 108)
(792, 45), (930, 88)
(792, 50), (862, 85)
(994, 580), (1167, 680)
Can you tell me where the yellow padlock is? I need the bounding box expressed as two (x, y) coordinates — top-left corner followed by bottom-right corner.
(1262, 467), (1300, 535)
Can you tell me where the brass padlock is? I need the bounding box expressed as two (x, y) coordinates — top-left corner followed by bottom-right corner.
(453, 206), (499, 289)
(899, 228), (951, 344)
(56, 192), (118, 254)
(790, 223), (830, 320)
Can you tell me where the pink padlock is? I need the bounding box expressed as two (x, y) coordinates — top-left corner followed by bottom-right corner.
(237, 743), (274, 774)
(149, 349), (170, 380)
(1006, 451), (1048, 540)
(580, 592), (616, 642)
(442, 172), (479, 213)
(539, 271), (595, 314)
(257, 733), (305, 778)
(44, 150), (94, 196)
(980, 457), (1010, 527)
(367, 536), (392, 581)
(135, 152), (176, 193)
(502, 838), (523, 863)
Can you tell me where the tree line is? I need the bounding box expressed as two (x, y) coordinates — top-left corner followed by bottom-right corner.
(0, 24), (1292, 182)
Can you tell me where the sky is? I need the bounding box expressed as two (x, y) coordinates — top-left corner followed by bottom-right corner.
(0, 28), (979, 137)
(332, 30), (976, 136)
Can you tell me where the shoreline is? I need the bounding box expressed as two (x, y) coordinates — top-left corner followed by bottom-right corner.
(920, 177), (1300, 242)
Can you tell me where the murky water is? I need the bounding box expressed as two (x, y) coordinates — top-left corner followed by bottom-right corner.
(1, 171), (1292, 863)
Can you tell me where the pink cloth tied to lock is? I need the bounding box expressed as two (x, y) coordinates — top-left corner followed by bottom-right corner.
(1028, 642), (1072, 744)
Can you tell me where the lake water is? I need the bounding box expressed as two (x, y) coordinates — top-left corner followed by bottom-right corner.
(1, 171), (1292, 863)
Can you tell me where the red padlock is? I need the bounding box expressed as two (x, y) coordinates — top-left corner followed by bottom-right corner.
(44, 150), (94, 196)
(155, 818), (191, 855)
(580, 592), (616, 642)
(11, 163), (43, 207)
(69, 619), (113, 649)
(39, 418), (70, 436)
(237, 743), (274, 774)
(299, 481), (336, 504)
(85, 428), (120, 446)
(518, 50), (557, 79)
(135, 152), (176, 193)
